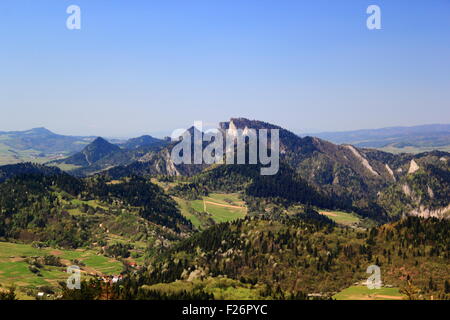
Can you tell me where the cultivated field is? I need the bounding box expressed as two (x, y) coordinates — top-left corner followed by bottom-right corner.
(175, 193), (247, 229)
(319, 210), (361, 226)
(0, 242), (123, 298)
(333, 285), (405, 300)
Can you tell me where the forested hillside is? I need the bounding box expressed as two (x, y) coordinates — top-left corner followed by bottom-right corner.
(0, 164), (191, 249)
(58, 215), (450, 300)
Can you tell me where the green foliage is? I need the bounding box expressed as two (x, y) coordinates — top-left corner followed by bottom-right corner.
(87, 176), (192, 232)
(0, 166), (191, 247)
(139, 216), (449, 299)
(0, 286), (16, 300)
(59, 279), (103, 300)
(104, 243), (134, 259)
(193, 163), (338, 210)
(169, 183), (209, 200)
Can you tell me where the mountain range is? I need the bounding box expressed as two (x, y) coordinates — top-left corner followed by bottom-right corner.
(0, 127), (167, 170)
(0, 127), (94, 165)
(1, 118), (449, 222)
(1, 122), (448, 165)
(306, 124), (450, 153)
(49, 136), (168, 176)
(0, 118), (449, 300)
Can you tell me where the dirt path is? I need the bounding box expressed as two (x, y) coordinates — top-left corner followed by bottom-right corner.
(50, 249), (63, 256)
(319, 211), (338, 217)
(347, 294), (404, 300)
(373, 294), (404, 300)
(204, 201), (246, 210)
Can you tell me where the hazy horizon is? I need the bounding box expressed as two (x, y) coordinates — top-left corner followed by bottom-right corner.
(1, 0), (449, 137)
(2, 121), (450, 140)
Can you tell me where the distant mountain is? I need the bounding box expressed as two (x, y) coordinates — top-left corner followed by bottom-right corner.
(51, 136), (170, 176)
(306, 124), (450, 153)
(0, 127), (96, 165)
(50, 137), (126, 175)
(120, 135), (165, 150)
(100, 126), (210, 179)
(0, 127), (94, 153)
(57, 137), (122, 167)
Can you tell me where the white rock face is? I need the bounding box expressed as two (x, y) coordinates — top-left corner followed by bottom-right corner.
(409, 204), (450, 219)
(385, 164), (396, 181)
(227, 120), (238, 137)
(400, 183), (449, 219)
(242, 126), (251, 136)
(427, 186), (434, 199)
(187, 269), (205, 281)
(402, 184), (411, 197)
(408, 159), (420, 174)
(227, 120), (252, 138)
(345, 145), (379, 176)
(164, 150), (180, 176)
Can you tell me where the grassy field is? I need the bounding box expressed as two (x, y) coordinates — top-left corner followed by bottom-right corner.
(203, 193), (246, 207)
(173, 197), (203, 229)
(333, 285), (405, 300)
(150, 178), (182, 192)
(53, 193), (110, 216)
(0, 242), (123, 294)
(48, 162), (82, 171)
(319, 210), (361, 226)
(192, 200), (246, 223)
(174, 193), (247, 229)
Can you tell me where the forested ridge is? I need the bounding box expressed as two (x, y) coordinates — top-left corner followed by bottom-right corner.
(0, 166), (191, 248)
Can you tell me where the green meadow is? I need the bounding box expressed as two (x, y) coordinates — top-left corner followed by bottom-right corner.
(319, 210), (361, 226)
(0, 242), (123, 290)
(333, 285), (405, 300)
(174, 193), (247, 229)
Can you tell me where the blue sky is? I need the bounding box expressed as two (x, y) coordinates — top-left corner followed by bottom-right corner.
(0, 0), (449, 137)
